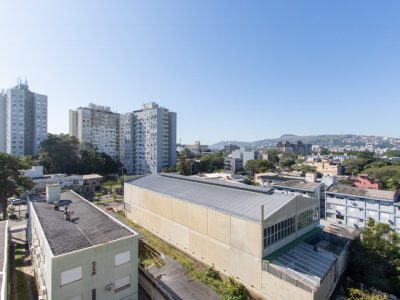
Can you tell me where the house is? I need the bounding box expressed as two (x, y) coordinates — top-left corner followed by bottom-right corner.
(352, 174), (381, 190)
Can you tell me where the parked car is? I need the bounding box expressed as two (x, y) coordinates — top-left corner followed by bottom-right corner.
(9, 199), (27, 206)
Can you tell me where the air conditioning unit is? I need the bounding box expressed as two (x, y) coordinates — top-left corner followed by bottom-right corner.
(105, 283), (114, 292)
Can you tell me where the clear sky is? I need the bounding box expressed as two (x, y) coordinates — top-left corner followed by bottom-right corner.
(1, 1), (399, 145)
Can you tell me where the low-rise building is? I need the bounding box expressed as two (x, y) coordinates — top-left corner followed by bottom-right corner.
(305, 160), (343, 176)
(352, 174), (381, 190)
(28, 187), (139, 300)
(124, 173), (348, 300)
(224, 157), (243, 172)
(325, 185), (400, 231)
(82, 174), (103, 196)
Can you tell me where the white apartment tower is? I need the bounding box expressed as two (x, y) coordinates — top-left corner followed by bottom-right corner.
(131, 102), (176, 174)
(69, 103), (120, 160)
(70, 102), (176, 174)
(0, 80), (48, 156)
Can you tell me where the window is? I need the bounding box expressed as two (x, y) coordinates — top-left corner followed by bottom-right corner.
(114, 275), (130, 293)
(61, 266), (82, 286)
(92, 289), (96, 300)
(91, 262), (96, 276)
(297, 207), (319, 230)
(115, 251), (130, 266)
(263, 216), (295, 248)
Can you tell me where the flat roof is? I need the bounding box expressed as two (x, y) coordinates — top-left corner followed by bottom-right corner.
(269, 242), (337, 290)
(82, 174), (103, 180)
(127, 173), (296, 222)
(273, 180), (321, 191)
(31, 191), (135, 256)
(327, 185), (397, 201)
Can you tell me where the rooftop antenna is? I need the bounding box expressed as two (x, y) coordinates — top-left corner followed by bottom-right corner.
(24, 76), (28, 86)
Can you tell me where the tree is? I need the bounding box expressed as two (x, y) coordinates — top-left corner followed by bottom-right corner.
(199, 152), (224, 173)
(244, 160), (274, 175)
(0, 153), (33, 219)
(385, 150), (400, 158)
(39, 134), (80, 174)
(39, 134), (121, 175)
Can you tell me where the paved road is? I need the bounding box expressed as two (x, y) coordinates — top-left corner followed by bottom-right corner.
(148, 256), (220, 300)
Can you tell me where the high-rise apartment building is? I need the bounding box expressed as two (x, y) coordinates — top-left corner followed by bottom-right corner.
(69, 103), (120, 160)
(131, 102), (176, 174)
(70, 102), (177, 175)
(0, 81), (48, 156)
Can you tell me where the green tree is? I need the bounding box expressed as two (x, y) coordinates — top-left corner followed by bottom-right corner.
(348, 288), (388, 300)
(244, 160), (274, 175)
(0, 153), (33, 219)
(199, 152), (224, 173)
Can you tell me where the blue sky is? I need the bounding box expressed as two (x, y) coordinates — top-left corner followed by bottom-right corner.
(0, 1), (399, 145)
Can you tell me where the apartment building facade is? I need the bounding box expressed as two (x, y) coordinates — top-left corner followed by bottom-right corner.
(69, 103), (120, 159)
(0, 81), (47, 156)
(125, 174), (346, 300)
(28, 188), (138, 300)
(325, 185), (400, 231)
(70, 102), (176, 175)
(131, 102), (176, 174)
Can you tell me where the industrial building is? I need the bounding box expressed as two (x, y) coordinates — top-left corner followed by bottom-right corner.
(125, 173), (348, 300)
(326, 185), (400, 231)
(28, 186), (138, 300)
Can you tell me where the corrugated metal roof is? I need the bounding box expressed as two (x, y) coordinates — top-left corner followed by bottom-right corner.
(127, 174), (296, 222)
(270, 242), (337, 289)
(327, 185), (397, 201)
(32, 191), (135, 256)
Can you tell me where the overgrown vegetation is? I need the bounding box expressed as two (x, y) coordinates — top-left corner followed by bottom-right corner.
(347, 218), (400, 297)
(114, 213), (251, 299)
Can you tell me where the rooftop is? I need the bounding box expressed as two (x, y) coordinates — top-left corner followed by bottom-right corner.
(327, 185), (398, 201)
(82, 174), (103, 180)
(273, 180), (321, 190)
(31, 191), (135, 256)
(127, 173), (296, 222)
(265, 227), (350, 291)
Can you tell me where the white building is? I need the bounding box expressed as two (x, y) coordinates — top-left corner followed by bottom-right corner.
(69, 103), (120, 160)
(0, 80), (47, 156)
(28, 188), (138, 300)
(70, 102), (177, 175)
(325, 185), (400, 231)
(131, 102), (176, 174)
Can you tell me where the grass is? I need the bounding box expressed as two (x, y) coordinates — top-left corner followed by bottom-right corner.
(94, 198), (116, 205)
(11, 244), (29, 300)
(113, 213), (251, 299)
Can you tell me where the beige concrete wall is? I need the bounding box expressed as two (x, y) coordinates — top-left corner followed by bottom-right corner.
(261, 271), (313, 300)
(124, 185), (263, 290)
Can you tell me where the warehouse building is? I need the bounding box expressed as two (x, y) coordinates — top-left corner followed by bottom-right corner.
(28, 186), (138, 300)
(125, 173), (348, 300)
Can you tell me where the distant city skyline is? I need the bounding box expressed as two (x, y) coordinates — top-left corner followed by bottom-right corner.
(1, 1), (400, 145)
